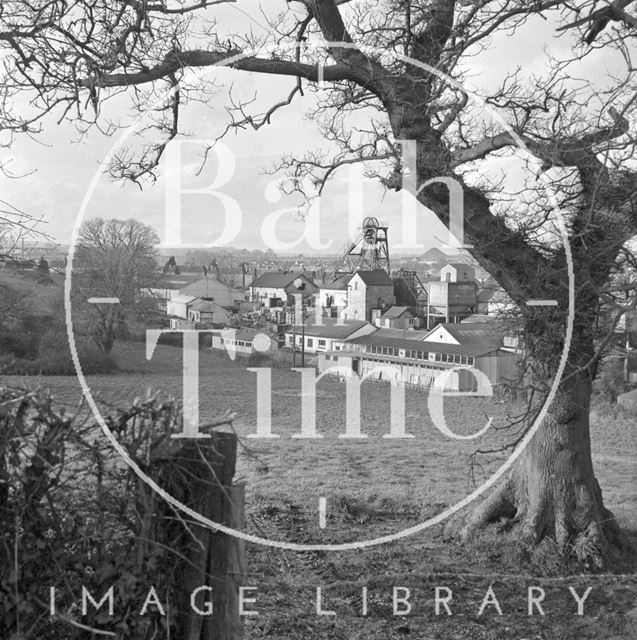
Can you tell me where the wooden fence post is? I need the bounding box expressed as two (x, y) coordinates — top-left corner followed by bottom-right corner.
(154, 430), (247, 640)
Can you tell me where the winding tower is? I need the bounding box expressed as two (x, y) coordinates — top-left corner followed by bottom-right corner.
(323, 217), (390, 286)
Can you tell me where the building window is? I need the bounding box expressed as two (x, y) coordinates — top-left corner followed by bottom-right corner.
(460, 356), (467, 364)
(468, 357), (475, 365)
(318, 339), (326, 347)
(454, 355), (461, 364)
(307, 338), (314, 347)
(325, 354), (331, 361)
(435, 353), (442, 362)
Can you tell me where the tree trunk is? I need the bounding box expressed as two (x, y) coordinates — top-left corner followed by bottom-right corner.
(461, 371), (622, 568)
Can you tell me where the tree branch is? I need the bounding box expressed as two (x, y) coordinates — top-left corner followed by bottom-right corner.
(556, 0), (637, 44)
(451, 106), (631, 167)
(410, 0), (456, 66)
(81, 49), (360, 88)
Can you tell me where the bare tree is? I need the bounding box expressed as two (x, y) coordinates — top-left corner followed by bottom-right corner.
(0, 199), (48, 262)
(2, 0), (636, 566)
(74, 218), (159, 352)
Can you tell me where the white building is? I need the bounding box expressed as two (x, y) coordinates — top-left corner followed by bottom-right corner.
(317, 321), (518, 391)
(317, 274), (350, 316)
(210, 328), (278, 356)
(283, 318), (376, 354)
(167, 294), (197, 319)
(250, 272), (319, 306)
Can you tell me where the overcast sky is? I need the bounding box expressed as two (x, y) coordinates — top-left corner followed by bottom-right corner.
(0, 1), (621, 256)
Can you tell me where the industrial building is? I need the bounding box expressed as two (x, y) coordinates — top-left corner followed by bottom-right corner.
(344, 269), (396, 321)
(426, 262), (477, 326)
(317, 321), (518, 391)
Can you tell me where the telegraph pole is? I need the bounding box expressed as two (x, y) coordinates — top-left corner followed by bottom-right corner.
(301, 321), (306, 367)
(293, 293), (303, 368)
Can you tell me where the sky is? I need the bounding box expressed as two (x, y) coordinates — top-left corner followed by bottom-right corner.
(0, 1), (626, 257)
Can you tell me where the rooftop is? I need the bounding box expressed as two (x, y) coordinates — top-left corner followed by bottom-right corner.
(428, 322), (504, 344)
(381, 305), (414, 319)
(351, 269), (394, 286)
(189, 298), (227, 313)
(285, 317), (372, 339)
(252, 271), (316, 289)
(321, 274), (351, 290)
(346, 329), (503, 357)
(150, 272), (205, 291)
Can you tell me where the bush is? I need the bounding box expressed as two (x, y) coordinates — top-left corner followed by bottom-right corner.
(0, 386), (188, 640)
(0, 332), (119, 375)
(593, 359), (630, 406)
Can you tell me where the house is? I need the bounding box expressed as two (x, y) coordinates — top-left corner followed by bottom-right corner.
(250, 271), (319, 307)
(461, 314), (523, 352)
(317, 320), (518, 391)
(374, 305), (420, 330)
(344, 269), (395, 322)
(439, 263), (475, 282)
(166, 294), (197, 320)
(187, 299), (233, 326)
(476, 280), (515, 315)
(178, 278), (244, 307)
(283, 317), (376, 354)
(210, 327), (278, 356)
(148, 271), (206, 308)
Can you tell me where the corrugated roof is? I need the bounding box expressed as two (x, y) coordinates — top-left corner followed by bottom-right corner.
(351, 269), (394, 286)
(285, 317), (372, 339)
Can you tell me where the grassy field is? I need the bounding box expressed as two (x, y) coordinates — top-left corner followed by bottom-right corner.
(3, 341), (637, 639)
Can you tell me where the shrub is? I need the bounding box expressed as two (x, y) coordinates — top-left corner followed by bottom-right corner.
(593, 359), (629, 406)
(0, 386), (194, 640)
(0, 333), (119, 375)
